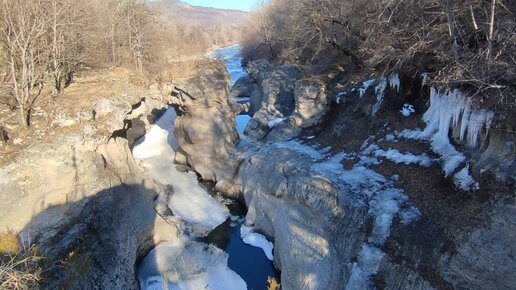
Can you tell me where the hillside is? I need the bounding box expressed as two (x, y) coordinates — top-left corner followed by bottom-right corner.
(148, 0), (248, 27)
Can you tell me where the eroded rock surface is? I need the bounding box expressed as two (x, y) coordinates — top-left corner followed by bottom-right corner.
(242, 60), (303, 140)
(237, 148), (345, 290)
(168, 60), (242, 184)
(172, 60), (516, 290)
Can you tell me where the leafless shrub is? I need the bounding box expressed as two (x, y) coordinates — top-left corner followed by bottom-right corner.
(243, 0), (515, 110)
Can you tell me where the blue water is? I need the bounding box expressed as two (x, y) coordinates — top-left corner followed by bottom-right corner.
(211, 44), (248, 86)
(200, 201), (281, 290)
(204, 45), (280, 290)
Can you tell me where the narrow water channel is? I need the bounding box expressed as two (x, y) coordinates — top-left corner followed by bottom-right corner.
(135, 45), (279, 290)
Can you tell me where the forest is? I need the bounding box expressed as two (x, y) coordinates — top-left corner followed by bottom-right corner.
(243, 0), (515, 114)
(0, 0), (244, 126)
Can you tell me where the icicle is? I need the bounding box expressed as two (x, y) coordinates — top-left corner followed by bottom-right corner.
(421, 73), (429, 87)
(359, 79), (375, 98)
(459, 102), (471, 142)
(372, 78), (387, 116)
(401, 86), (495, 176)
(389, 73), (400, 93)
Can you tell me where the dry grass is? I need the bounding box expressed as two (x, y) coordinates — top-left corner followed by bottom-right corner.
(267, 276), (280, 290)
(0, 231), (20, 254)
(0, 231), (42, 290)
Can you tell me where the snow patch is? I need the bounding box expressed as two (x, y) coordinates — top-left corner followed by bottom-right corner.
(345, 245), (385, 290)
(400, 103), (415, 117)
(314, 155), (410, 245)
(453, 165), (479, 191)
(133, 108), (229, 230)
(399, 206), (421, 225)
(138, 239), (247, 290)
(240, 225), (274, 261)
(373, 148), (432, 167)
(384, 133), (397, 142)
(267, 117), (287, 128)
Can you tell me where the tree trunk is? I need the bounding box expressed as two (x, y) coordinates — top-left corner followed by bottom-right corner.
(19, 105), (29, 127)
(487, 0), (496, 64)
(467, 0), (478, 30)
(444, 0), (460, 63)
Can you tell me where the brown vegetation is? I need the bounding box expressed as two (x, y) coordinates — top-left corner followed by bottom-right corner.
(243, 0), (515, 110)
(0, 0), (246, 127)
(0, 231), (41, 290)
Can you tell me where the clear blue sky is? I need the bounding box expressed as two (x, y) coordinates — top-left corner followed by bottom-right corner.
(182, 0), (258, 11)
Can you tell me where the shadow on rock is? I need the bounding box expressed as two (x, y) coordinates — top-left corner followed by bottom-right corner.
(21, 183), (173, 289)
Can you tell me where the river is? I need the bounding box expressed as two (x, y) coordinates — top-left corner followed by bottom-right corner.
(134, 45), (279, 290)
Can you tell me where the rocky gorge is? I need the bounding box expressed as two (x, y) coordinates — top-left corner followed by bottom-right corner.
(0, 44), (514, 290)
(169, 49), (515, 290)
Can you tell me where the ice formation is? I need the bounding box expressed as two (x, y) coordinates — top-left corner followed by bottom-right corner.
(453, 165), (480, 191)
(137, 239), (247, 290)
(401, 103), (415, 117)
(421, 73), (429, 87)
(372, 78), (387, 116)
(133, 108), (229, 230)
(336, 91), (347, 104)
(406, 87), (494, 147)
(267, 117), (287, 128)
(388, 73), (400, 93)
(359, 79), (375, 98)
(240, 225), (274, 261)
(400, 87), (494, 181)
(373, 148), (432, 167)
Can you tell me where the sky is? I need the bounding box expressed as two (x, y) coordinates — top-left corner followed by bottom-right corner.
(182, 0), (259, 11)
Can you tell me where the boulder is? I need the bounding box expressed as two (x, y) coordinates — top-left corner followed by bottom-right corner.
(290, 78), (330, 128)
(243, 60), (303, 140)
(236, 148), (346, 290)
(168, 60), (241, 184)
(230, 76), (255, 100)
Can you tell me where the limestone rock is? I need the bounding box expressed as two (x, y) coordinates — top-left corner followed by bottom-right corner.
(243, 60), (303, 140)
(290, 78), (330, 128)
(168, 61), (240, 183)
(236, 148), (346, 290)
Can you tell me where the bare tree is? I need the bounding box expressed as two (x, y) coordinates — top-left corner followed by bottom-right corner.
(47, 0), (85, 94)
(0, 0), (47, 127)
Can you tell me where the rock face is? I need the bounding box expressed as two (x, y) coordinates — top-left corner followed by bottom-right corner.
(290, 78), (330, 128)
(230, 76), (256, 102)
(237, 148), (345, 290)
(171, 59), (516, 290)
(168, 60), (241, 184)
(0, 82), (177, 288)
(242, 60), (303, 140)
(235, 60), (330, 142)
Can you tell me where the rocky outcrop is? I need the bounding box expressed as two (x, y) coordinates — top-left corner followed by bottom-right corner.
(237, 148), (346, 290)
(234, 60), (331, 142)
(242, 60), (303, 140)
(290, 78), (330, 128)
(172, 59), (515, 290)
(168, 60), (242, 185)
(0, 81), (179, 288)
